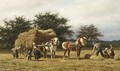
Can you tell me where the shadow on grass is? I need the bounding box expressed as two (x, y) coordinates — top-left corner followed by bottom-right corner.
(43, 54), (63, 59)
(17, 58), (24, 59)
(31, 59), (45, 62)
(11, 57), (25, 60)
(65, 57), (86, 60)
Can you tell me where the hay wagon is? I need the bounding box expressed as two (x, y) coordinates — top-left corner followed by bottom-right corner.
(14, 28), (57, 57)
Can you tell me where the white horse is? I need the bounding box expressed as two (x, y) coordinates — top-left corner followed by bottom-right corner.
(45, 37), (59, 58)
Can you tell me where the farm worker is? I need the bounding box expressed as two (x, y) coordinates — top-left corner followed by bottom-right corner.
(108, 44), (115, 59)
(103, 48), (109, 55)
(33, 49), (42, 60)
(103, 48), (109, 54)
(91, 42), (104, 57)
(33, 42), (36, 48)
(12, 48), (19, 58)
(103, 47), (110, 58)
(27, 49), (32, 60)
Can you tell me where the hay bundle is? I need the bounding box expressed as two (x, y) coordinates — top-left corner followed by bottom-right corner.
(84, 54), (91, 59)
(15, 28), (56, 49)
(90, 55), (104, 61)
(114, 55), (120, 60)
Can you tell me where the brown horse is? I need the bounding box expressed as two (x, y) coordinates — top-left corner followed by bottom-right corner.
(62, 37), (87, 59)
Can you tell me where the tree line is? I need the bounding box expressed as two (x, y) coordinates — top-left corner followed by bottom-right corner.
(0, 12), (102, 49)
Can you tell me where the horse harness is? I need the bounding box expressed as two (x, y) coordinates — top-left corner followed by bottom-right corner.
(77, 38), (82, 47)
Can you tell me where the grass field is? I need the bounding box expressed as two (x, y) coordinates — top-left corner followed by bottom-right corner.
(0, 49), (120, 71)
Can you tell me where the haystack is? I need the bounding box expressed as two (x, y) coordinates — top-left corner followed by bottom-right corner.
(14, 28), (56, 49)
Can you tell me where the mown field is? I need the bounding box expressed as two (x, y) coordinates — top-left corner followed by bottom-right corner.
(0, 49), (120, 71)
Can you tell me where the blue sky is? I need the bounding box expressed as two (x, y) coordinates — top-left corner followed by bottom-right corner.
(0, 0), (120, 41)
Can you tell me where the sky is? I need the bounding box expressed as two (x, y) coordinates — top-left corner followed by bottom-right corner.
(0, 0), (120, 41)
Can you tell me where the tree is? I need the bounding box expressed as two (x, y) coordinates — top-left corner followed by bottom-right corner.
(33, 12), (74, 41)
(0, 16), (31, 48)
(77, 24), (103, 41)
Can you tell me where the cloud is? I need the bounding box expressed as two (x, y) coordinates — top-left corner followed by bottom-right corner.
(0, 0), (120, 40)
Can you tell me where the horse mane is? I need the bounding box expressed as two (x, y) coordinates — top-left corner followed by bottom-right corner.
(75, 37), (87, 46)
(75, 38), (81, 46)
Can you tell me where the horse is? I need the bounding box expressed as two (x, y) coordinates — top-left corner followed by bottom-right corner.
(44, 37), (59, 58)
(62, 37), (87, 60)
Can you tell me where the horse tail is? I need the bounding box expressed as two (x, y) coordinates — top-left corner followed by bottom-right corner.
(62, 42), (66, 49)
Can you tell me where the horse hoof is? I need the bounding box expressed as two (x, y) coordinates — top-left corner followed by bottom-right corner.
(77, 58), (80, 60)
(63, 57), (66, 60)
(68, 56), (70, 59)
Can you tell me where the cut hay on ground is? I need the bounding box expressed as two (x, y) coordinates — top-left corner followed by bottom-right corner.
(114, 54), (120, 60)
(14, 28), (56, 49)
(90, 55), (104, 61)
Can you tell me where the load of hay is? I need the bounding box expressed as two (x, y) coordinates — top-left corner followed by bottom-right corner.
(14, 28), (56, 49)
